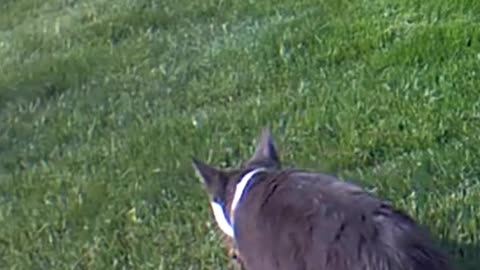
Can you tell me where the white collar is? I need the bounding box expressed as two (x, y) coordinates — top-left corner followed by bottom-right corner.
(209, 167), (267, 238)
(210, 201), (235, 237)
(229, 167), (267, 222)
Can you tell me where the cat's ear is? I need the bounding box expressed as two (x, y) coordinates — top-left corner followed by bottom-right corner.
(192, 157), (227, 195)
(248, 127), (280, 168)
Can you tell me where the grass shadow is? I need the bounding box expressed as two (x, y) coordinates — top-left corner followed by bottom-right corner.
(441, 239), (479, 270)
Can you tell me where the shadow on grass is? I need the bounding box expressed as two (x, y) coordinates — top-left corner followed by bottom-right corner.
(441, 240), (479, 270)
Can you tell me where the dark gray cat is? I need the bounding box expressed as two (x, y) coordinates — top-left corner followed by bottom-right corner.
(192, 128), (453, 270)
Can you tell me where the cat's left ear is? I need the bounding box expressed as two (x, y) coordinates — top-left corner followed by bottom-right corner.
(192, 157), (227, 196)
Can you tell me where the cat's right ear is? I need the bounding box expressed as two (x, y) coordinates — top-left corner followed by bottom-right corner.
(247, 127), (280, 168)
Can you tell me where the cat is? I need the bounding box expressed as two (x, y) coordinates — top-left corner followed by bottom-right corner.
(192, 128), (453, 270)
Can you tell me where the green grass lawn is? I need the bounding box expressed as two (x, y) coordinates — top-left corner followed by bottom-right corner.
(1, 0), (479, 269)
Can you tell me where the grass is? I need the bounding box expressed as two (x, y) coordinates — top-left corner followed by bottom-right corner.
(0, 0), (479, 269)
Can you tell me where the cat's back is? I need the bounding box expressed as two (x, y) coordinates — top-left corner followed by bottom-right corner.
(234, 170), (452, 270)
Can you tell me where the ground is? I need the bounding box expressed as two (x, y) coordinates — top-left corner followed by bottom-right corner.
(0, 0), (479, 269)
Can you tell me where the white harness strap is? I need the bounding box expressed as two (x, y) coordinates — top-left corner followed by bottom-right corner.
(210, 201), (235, 237)
(209, 168), (267, 238)
(229, 168), (267, 223)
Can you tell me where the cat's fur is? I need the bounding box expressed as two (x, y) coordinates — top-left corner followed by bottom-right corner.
(192, 128), (453, 270)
